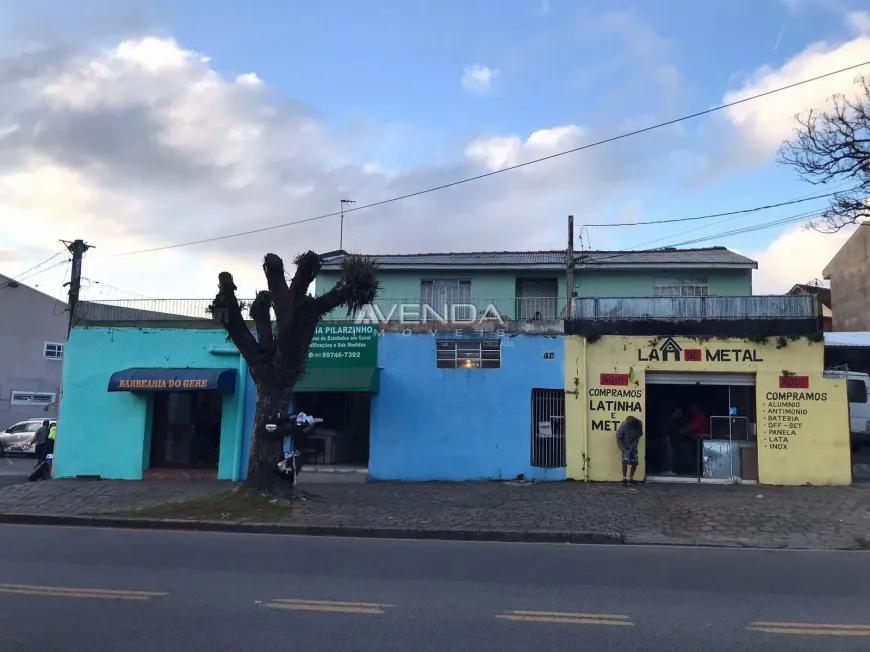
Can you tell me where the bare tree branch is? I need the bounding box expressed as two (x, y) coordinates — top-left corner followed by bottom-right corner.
(289, 251), (321, 303)
(778, 74), (870, 231)
(208, 272), (258, 360)
(250, 290), (274, 351)
(262, 254), (290, 307)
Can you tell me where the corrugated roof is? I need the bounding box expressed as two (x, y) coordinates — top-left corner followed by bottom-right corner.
(789, 283), (832, 308)
(320, 247), (756, 269)
(825, 332), (870, 348)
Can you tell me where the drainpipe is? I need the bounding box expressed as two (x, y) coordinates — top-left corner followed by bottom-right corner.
(582, 336), (589, 483)
(207, 346), (246, 482)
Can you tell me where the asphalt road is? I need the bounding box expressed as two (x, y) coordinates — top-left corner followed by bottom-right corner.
(0, 526), (868, 651)
(0, 456), (35, 487)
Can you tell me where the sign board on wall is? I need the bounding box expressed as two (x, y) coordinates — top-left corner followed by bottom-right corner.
(307, 324), (378, 367)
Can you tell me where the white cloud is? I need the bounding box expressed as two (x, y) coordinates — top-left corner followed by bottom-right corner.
(461, 64), (499, 94)
(849, 11), (870, 34)
(0, 35), (658, 299)
(750, 225), (855, 293)
(721, 32), (870, 163)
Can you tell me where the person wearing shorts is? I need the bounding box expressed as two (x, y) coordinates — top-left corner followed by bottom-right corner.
(616, 416), (643, 487)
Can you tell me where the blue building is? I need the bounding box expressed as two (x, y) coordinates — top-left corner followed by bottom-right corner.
(56, 318), (566, 482)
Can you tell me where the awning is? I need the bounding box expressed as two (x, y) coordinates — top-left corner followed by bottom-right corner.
(108, 368), (238, 393)
(294, 368), (380, 393)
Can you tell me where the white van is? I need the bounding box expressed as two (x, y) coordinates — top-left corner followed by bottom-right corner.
(846, 372), (870, 451)
(828, 369), (870, 450)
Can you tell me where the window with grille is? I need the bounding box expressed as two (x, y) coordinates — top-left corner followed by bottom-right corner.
(531, 389), (566, 468)
(44, 342), (64, 360)
(421, 279), (472, 320)
(11, 391), (56, 406)
(436, 339), (500, 369)
(654, 277), (709, 297)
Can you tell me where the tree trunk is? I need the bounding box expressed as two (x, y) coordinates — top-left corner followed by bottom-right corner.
(245, 385), (291, 491)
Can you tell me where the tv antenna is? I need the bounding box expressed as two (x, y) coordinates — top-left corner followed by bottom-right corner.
(340, 199), (356, 250)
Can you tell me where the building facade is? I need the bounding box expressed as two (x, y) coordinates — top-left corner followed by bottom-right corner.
(55, 289), (848, 486)
(0, 274), (67, 427)
(824, 224), (870, 331)
(315, 247), (756, 321)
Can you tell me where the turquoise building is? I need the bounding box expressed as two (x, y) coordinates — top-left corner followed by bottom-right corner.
(315, 247), (756, 321)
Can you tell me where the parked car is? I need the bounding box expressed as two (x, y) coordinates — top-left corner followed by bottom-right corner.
(0, 418), (49, 456)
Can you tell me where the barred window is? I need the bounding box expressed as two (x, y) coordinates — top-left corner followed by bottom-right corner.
(11, 391), (56, 406)
(654, 277), (709, 297)
(421, 279), (472, 320)
(436, 339), (501, 369)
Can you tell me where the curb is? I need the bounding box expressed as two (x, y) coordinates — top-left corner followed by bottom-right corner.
(0, 513), (625, 545)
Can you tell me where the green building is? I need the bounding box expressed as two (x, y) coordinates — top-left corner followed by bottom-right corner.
(314, 247), (757, 322)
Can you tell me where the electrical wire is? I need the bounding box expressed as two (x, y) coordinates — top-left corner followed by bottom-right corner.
(97, 59), (870, 259)
(0, 250), (66, 289)
(15, 260), (70, 284)
(584, 191), (837, 227)
(628, 207), (825, 250)
(574, 208), (828, 267)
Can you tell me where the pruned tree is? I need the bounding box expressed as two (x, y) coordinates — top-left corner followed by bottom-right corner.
(208, 252), (379, 490)
(779, 74), (870, 232)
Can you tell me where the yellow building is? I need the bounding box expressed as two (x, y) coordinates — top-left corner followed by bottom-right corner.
(565, 335), (851, 486)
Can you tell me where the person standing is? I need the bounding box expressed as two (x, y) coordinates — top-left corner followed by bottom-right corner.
(658, 408), (682, 477)
(47, 422), (57, 456)
(616, 415), (644, 487)
(32, 420), (50, 466)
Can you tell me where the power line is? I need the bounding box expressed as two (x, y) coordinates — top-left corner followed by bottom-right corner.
(0, 250), (66, 289)
(101, 59), (870, 259)
(575, 208), (828, 267)
(16, 260), (70, 284)
(629, 207), (825, 250)
(584, 191), (837, 227)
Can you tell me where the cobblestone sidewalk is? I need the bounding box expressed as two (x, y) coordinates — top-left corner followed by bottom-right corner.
(1, 479), (869, 550)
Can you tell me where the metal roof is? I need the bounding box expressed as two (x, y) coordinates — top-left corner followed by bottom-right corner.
(825, 332), (870, 348)
(320, 247), (757, 270)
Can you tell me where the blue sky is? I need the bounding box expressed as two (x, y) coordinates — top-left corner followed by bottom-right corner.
(0, 0), (867, 297)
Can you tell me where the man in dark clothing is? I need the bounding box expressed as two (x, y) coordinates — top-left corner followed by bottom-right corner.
(32, 420), (50, 466)
(616, 416), (643, 487)
(658, 408), (682, 476)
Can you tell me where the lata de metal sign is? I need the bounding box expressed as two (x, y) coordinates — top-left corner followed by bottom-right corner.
(307, 324), (378, 367)
(637, 337), (763, 363)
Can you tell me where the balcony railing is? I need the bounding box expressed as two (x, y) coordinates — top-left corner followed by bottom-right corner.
(571, 296), (816, 320)
(74, 295), (817, 324)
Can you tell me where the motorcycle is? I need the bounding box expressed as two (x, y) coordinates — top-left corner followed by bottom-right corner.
(266, 412), (322, 487)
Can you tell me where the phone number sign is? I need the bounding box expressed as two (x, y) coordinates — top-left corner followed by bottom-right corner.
(307, 324), (378, 368)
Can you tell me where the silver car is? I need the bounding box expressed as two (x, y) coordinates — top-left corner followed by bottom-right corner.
(0, 419), (50, 456)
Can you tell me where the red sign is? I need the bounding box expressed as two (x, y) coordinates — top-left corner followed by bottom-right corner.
(600, 373), (630, 386)
(779, 375), (809, 389)
(685, 348), (703, 361)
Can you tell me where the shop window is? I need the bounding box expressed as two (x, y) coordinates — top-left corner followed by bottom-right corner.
(436, 339), (500, 369)
(654, 277), (709, 297)
(848, 380), (868, 404)
(530, 389), (566, 468)
(44, 342), (64, 360)
(11, 391), (56, 406)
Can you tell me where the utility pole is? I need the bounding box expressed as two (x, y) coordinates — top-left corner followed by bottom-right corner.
(340, 199), (355, 251)
(62, 239), (93, 338)
(566, 215), (574, 319)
